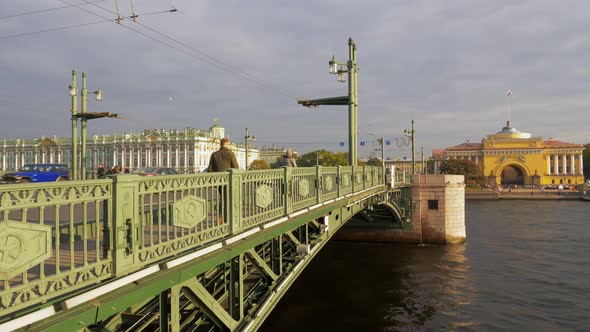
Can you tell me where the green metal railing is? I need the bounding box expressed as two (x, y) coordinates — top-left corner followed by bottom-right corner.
(0, 180), (113, 317)
(0, 166), (385, 319)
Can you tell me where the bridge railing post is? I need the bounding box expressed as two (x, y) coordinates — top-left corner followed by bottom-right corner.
(337, 165), (342, 197)
(111, 174), (142, 277)
(229, 169), (244, 234)
(316, 165), (322, 204)
(284, 166), (293, 215)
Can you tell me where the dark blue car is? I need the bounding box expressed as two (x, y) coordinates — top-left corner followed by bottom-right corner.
(2, 164), (69, 183)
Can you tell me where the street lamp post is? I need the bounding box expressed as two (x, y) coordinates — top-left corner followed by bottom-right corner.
(68, 69), (120, 180)
(298, 37), (358, 166)
(404, 120), (416, 175)
(421, 146), (424, 174)
(80, 72), (103, 180)
(69, 70), (78, 180)
(244, 128), (255, 170)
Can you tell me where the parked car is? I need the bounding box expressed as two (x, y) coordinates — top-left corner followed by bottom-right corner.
(2, 164), (69, 183)
(132, 167), (178, 176)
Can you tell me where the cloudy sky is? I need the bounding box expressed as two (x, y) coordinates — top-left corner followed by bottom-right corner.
(1, 0), (589, 160)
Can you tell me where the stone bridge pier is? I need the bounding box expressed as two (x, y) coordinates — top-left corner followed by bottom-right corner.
(410, 174), (466, 244)
(334, 174), (466, 244)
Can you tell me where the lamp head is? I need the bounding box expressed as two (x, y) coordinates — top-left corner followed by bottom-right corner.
(337, 70), (346, 83)
(329, 55), (337, 74)
(95, 89), (103, 101)
(68, 85), (76, 96)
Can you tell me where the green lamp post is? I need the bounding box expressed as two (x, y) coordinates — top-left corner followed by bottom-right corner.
(404, 120), (416, 175)
(69, 69), (119, 180)
(80, 72), (103, 180)
(298, 38), (358, 166)
(68, 70), (78, 180)
(244, 128), (255, 170)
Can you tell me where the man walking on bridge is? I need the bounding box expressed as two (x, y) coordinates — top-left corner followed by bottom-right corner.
(207, 138), (239, 225)
(207, 138), (239, 172)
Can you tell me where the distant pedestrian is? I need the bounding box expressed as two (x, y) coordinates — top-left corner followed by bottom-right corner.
(279, 149), (297, 167)
(124, 166), (130, 173)
(97, 164), (106, 179)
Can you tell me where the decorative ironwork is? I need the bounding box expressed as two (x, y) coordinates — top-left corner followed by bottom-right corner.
(255, 185), (273, 209)
(325, 176), (333, 191)
(172, 196), (207, 228)
(137, 225), (230, 264)
(0, 221), (52, 280)
(298, 179), (310, 197)
(0, 166), (394, 325)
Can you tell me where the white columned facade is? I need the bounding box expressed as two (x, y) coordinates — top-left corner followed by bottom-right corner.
(570, 154), (575, 175)
(184, 144), (188, 169)
(562, 154), (567, 175)
(547, 156), (551, 175)
(580, 154), (584, 175)
(193, 144), (197, 171)
(554, 155), (559, 175)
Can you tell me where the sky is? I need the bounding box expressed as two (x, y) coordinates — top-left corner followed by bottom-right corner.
(1, 0), (589, 160)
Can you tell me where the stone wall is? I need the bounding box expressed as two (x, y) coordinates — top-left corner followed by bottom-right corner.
(411, 174), (466, 244)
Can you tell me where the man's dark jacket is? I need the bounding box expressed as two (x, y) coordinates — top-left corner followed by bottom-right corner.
(208, 147), (239, 172)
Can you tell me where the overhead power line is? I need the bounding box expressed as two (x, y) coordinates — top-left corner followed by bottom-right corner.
(75, 0), (300, 101)
(0, 0), (105, 20)
(0, 19), (111, 40)
(3, 1), (303, 105)
(0, 7), (176, 40)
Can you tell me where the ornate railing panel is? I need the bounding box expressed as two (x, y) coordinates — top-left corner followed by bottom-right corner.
(353, 167), (365, 192)
(364, 167), (373, 188)
(240, 169), (285, 228)
(339, 167), (353, 196)
(133, 174), (231, 267)
(0, 180), (112, 316)
(290, 168), (318, 212)
(320, 167), (339, 202)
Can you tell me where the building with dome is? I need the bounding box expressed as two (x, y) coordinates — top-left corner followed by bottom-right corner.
(433, 121), (585, 187)
(0, 120), (259, 175)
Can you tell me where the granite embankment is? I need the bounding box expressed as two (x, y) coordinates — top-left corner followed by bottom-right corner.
(466, 189), (583, 200)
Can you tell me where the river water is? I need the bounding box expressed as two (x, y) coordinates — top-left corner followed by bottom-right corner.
(260, 200), (590, 332)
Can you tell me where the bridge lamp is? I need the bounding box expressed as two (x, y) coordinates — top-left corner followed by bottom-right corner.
(69, 86), (101, 100)
(298, 38), (358, 166)
(68, 70), (114, 181)
(329, 55), (348, 82)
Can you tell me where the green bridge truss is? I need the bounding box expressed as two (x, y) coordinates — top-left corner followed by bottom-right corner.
(0, 166), (411, 331)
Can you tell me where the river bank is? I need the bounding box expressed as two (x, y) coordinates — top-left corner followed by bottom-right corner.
(466, 189), (583, 200)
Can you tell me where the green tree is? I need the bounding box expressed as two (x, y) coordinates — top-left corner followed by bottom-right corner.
(297, 150), (349, 167)
(249, 159), (270, 170)
(439, 159), (484, 186)
(365, 158), (382, 166)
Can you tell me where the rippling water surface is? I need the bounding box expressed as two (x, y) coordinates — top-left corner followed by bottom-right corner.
(260, 200), (590, 331)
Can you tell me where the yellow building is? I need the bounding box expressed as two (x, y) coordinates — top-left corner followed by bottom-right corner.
(434, 121), (585, 186)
